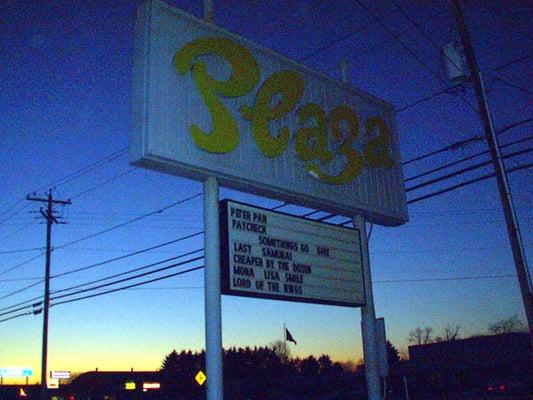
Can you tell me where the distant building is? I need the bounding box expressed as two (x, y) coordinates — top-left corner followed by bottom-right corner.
(69, 370), (162, 400)
(407, 332), (532, 395)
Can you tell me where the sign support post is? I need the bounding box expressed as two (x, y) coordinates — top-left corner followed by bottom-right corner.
(340, 60), (380, 400)
(204, 176), (223, 400)
(355, 216), (380, 400)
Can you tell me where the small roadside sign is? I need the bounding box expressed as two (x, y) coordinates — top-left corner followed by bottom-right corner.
(195, 371), (206, 386)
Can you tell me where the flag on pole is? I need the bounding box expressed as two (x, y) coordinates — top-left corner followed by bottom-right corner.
(285, 328), (297, 345)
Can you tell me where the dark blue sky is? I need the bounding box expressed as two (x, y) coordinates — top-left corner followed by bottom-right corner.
(0, 0), (531, 379)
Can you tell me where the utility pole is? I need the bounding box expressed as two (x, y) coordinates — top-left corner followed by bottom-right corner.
(450, 0), (533, 346)
(27, 189), (71, 400)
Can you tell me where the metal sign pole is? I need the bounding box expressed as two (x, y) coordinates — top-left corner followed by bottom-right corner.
(204, 176), (223, 400)
(355, 215), (381, 400)
(340, 60), (380, 400)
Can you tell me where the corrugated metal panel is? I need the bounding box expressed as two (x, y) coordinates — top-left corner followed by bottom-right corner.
(131, 0), (409, 226)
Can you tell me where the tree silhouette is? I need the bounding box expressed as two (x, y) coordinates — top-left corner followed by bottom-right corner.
(300, 355), (320, 377)
(488, 315), (527, 334)
(386, 341), (401, 371)
(161, 349), (179, 373)
(159, 346), (350, 399)
(318, 354), (333, 375)
(408, 326), (433, 344)
(443, 324), (460, 341)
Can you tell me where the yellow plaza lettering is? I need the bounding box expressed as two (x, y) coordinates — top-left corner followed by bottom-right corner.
(173, 37), (260, 153)
(242, 70), (304, 158)
(295, 103), (333, 164)
(364, 117), (394, 168)
(306, 105), (364, 184)
(174, 36), (394, 182)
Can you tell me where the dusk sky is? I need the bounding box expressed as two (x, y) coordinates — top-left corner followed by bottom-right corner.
(1, 0), (531, 384)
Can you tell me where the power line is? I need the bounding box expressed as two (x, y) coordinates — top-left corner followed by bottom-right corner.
(0, 295), (43, 315)
(298, 7), (400, 62)
(50, 257), (204, 303)
(0, 277), (42, 282)
(407, 162), (533, 204)
(405, 135), (533, 183)
(374, 273), (516, 284)
(1, 148), (127, 227)
(0, 220), (38, 242)
(397, 86), (452, 113)
(373, 243), (532, 255)
(0, 310), (40, 324)
(402, 118), (533, 166)
(0, 203), (31, 229)
(491, 76), (532, 96)
(352, 0), (477, 113)
(405, 147), (533, 192)
(485, 54), (530, 74)
(51, 250), (203, 296)
(0, 253), (46, 278)
(322, 7), (448, 74)
(52, 232), (203, 279)
(390, 0), (468, 89)
(0, 232), (203, 302)
(397, 56), (532, 113)
(49, 265), (204, 309)
(0, 193), (202, 279)
(0, 300), (42, 318)
(69, 167), (139, 200)
(31, 148), (128, 194)
(0, 254), (204, 316)
(0, 248), (42, 254)
(53, 193), (202, 251)
(0, 280), (43, 301)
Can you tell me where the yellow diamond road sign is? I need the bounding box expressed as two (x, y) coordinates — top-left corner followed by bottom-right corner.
(195, 371), (206, 386)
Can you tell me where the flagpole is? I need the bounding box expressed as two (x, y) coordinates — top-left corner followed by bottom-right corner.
(283, 322), (286, 348)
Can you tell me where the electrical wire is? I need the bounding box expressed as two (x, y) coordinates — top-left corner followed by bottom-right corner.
(0, 232), (203, 302)
(31, 148), (128, 194)
(391, 0), (468, 88)
(322, 8), (448, 74)
(0, 310), (39, 324)
(69, 167), (139, 200)
(491, 76), (532, 96)
(405, 136), (533, 183)
(49, 265), (204, 309)
(0, 248), (42, 254)
(485, 55), (530, 74)
(0, 295), (43, 314)
(0, 252), (46, 278)
(397, 56), (532, 113)
(402, 118), (533, 165)
(374, 274), (516, 283)
(407, 162), (533, 204)
(0, 203), (32, 228)
(352, 0), (477, 113)
(53, 193), (202, 251)
(298, 7), (400, 62)
(0, 301), (42, 317)
(52, 232), (203, 279)
(405, 147), (533, 192)
(0, 280), (43, 301)
(0, 254), (204, 315)
(49, 256), (204, 302)
(51, 250), (203, 295)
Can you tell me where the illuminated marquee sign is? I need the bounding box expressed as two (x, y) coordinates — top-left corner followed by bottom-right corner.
(50, 371), (71, 380)
(131, 0), (408, 227)
(0, 368), (32, 377)
(47, 379), (59, 389)
(220, 200), (365, 307)
(143, 382), (161, 390)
